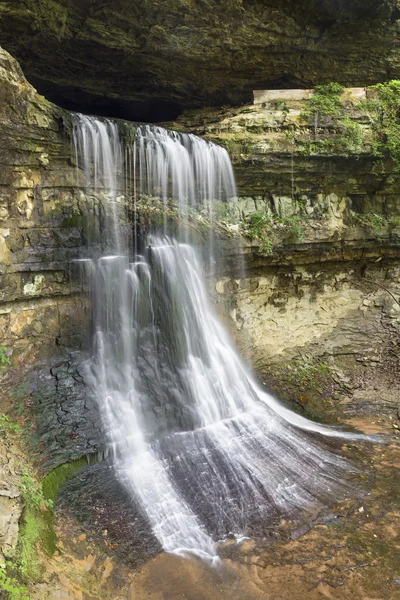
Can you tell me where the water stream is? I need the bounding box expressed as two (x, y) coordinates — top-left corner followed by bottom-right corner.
(72, 114), (370, 560)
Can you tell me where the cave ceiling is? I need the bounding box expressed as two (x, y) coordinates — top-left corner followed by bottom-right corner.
(0, 0), (399, 121)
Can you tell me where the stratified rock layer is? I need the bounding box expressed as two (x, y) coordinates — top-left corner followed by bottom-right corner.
(0, 1), (400, 119)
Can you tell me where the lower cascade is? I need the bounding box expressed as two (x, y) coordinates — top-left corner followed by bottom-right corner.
(73, 114), (369, 560)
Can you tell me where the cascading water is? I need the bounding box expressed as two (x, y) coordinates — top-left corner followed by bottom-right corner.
(72, 114), (370, 560)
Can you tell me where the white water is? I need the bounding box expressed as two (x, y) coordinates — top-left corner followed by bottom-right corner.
(72, 114), (370, 560)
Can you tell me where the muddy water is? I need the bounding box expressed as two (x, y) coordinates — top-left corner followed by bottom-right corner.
(129, 553), (266, 600)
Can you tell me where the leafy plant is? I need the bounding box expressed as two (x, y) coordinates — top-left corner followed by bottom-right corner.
(338, 116), (364, 147)
(0, 414), (20, 438)
(302, 83), (344, 121)
(242, 211), (306, 252)
(0, 345), (11, 368)
(19, 470), (53, 512)
(363, 81), (400, 169)
(242, 211), (274, 253)
(0, 568), (29, 600)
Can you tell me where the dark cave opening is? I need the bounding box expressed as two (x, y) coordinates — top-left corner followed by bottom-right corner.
(30, 76), (184, 123)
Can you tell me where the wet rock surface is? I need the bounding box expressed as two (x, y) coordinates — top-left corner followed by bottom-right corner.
(59, 461), (161, 566)
(30, 349), (103, 471)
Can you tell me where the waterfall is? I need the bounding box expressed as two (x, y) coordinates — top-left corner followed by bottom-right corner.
(72, 114), (370, 560)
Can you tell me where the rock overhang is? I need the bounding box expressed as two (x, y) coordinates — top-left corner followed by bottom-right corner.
(0, 0), (399, 121)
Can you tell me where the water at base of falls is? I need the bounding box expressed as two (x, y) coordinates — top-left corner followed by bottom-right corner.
(72, 114), (371, 560)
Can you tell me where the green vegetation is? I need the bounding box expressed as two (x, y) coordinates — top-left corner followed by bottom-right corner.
(18, 508), (55, 580)
(297, 79), (400, 168)
(19, 469), (54, 512)
(212, 134), (253, 159)
(41, 456), (89, 505)
(278, 357), (336, 423)
(0, 345), (11, 368)
(242, 210), (305, 253)
(0, 407), (93, 592)
(17, 469), (55, 580)
(351, 213), (387, 228)
(301, 82), (345, 122)
(15, 457), (94, 584)
(0, 568), (29, 600)
(242, 211), (274, 253)
(272, 99), (289, 113)
(0, 414), (20, 438)
(294, 82), (366, 155)
(349, 213), (400, 229)
(283, 358), (331, 389)
(339, 116), (364, 147)
(363, 80), (400, 170)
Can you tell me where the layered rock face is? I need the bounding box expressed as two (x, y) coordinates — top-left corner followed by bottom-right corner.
(0, 1), (400, 120)
(0, 46), (399, 450)
(0, 48), (92, 376)
(167, 90), (400, 418)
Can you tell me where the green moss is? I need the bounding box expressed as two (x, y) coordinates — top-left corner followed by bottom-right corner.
(15, 457), (93, 583)
(18, 508), (54, 580)
(41, 457), (91, 504)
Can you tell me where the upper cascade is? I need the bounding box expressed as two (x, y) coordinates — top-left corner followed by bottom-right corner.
(72, 114), (236, 252)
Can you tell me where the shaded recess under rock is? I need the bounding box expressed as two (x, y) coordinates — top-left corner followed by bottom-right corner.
(1, 1), (400, 120)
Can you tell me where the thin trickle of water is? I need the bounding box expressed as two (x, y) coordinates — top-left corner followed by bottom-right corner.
(72, 114), (373, 560)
